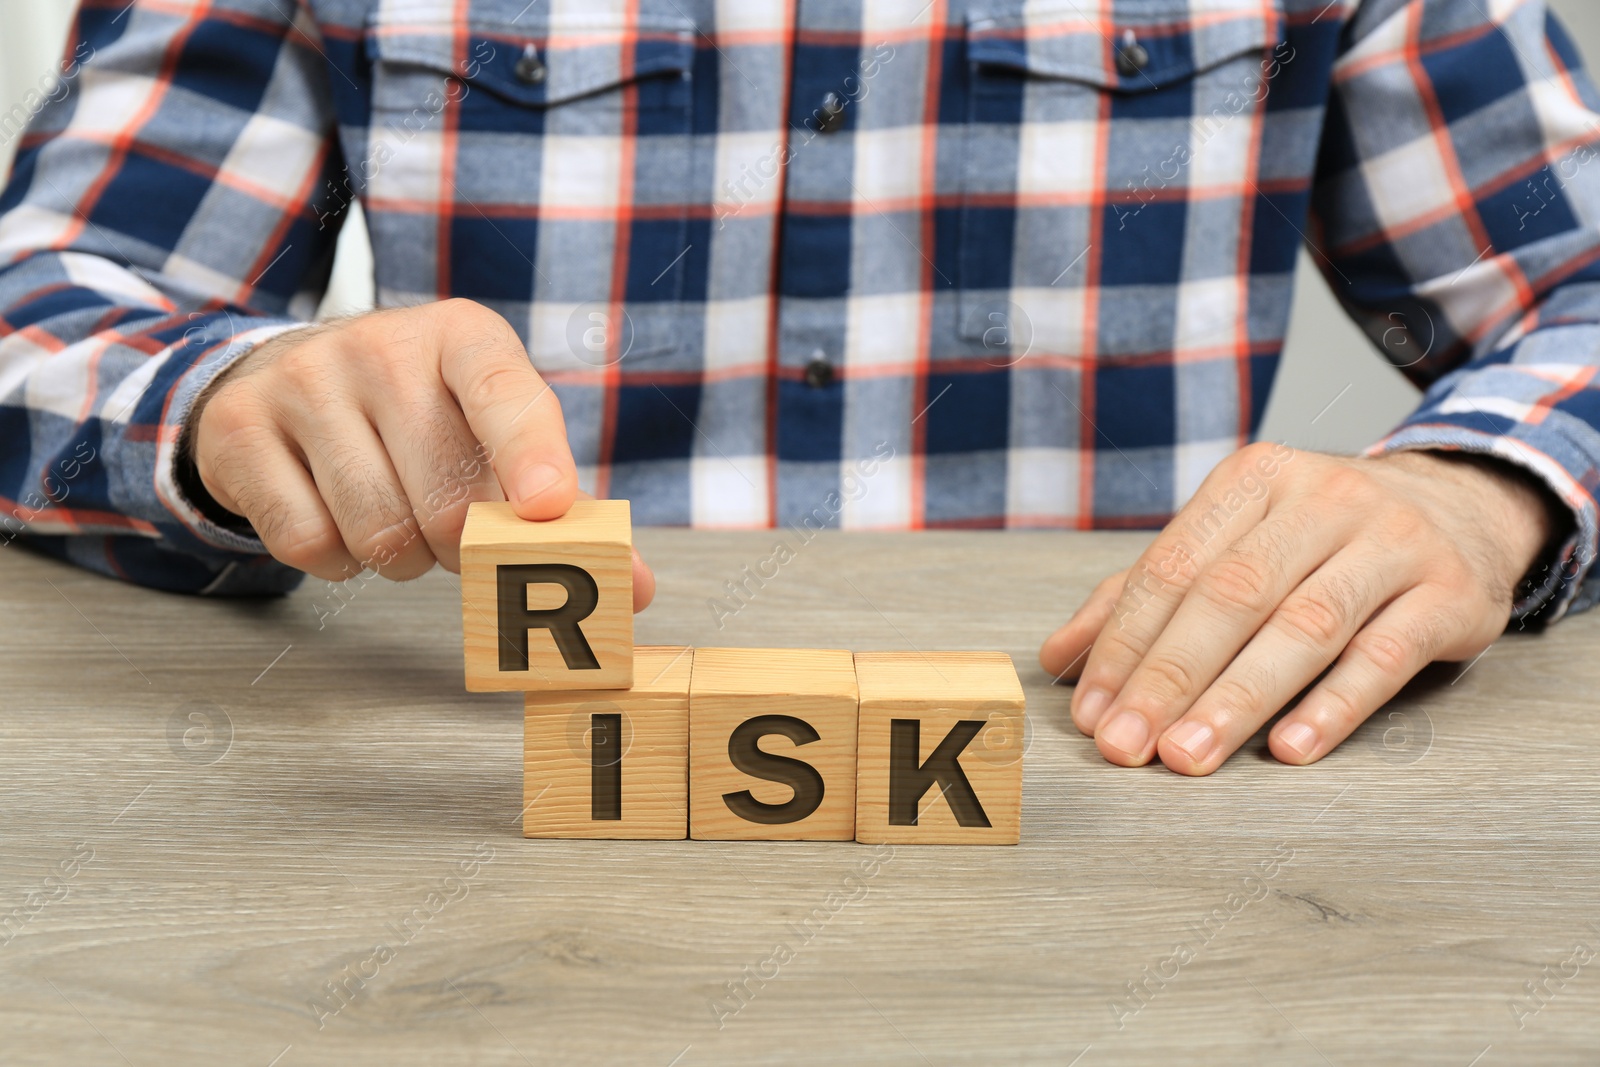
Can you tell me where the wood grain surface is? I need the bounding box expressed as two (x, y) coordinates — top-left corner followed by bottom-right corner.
(1, 529), (1598, 1066)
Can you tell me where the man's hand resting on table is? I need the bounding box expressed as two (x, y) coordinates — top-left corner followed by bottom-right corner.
(1039, 443), (1564, 775)
(182, 299), (655, 609)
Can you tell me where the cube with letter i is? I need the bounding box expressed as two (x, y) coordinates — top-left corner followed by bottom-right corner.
(689, 648), (859, 841)
(461, 500), (633, 692)
(523, 647), (692, 839)
(853, 651), (1025, 845)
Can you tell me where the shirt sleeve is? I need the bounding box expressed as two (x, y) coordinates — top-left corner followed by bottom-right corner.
(1314, 0), (1600, 625)
(0, 0), (345, 594)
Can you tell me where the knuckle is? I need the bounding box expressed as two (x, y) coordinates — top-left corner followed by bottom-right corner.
(1315, 677), (1365, 725)
(445, 300), (521, 350)
(272, 349), (345, 415)
(344, 306), (416, 354)
(1140, 540), (1200, 588)
(1138, 650), (1203, 702)
(1276, 594), (1349, 647)
(416, 489), (476, 547)
(201, 376), (283, 446)
(271, 520), (347, 574)
(1223, 443), (1261, 471)
(1104, 587), (1159, 639)
(420, 496), (473, 552)
(366, 337), (427, 392)
(1200, 553), (1275, 617)
(1237, 440), (1279, 467)
(273, 333), (329, 377)
(1181, 492), (1239, 541)
(198, 380), (256, 434)
(438, 296), (497, 324)
(1314, 463), (1375, 504)
(1353, 628), (1413, 675)
(1211, 667), (1271, 715)
(1117, 566), (1173, 615)
(1080, 628), (1145, 684)
(353, 519), (426, 575)
(430, 298), (497, 339)
(455, 358), (533, 416)
(198, 414), (271, 484)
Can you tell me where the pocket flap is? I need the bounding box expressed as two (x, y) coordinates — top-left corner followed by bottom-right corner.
(968, 0), (1283, 93)
(368, 10), (696, 107)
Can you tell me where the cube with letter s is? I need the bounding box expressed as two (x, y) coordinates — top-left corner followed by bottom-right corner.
(688, 648), (859, 841)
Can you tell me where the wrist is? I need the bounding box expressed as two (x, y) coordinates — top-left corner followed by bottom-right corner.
(1377, 448), (1568, 577)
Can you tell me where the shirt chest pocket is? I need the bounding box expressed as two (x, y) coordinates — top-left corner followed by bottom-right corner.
(362, 5), (699, 369)
(957, 0), (1288, 363)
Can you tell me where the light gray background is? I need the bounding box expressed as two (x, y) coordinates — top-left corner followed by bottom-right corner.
(3, 0), (1597, 455)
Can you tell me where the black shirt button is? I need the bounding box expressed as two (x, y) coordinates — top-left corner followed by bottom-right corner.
(1115, 31), (1149, 77)
(515, 44), (547, 84)
(803, 357), (835, 388)
(816, 91), (846, 133)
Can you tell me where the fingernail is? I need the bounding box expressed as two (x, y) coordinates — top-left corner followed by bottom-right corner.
(1100, 711), (1149, 757)
(1075, 687), (1111, 730)
(1164, 720), (1215, 764)
(514, 463), (564, 506)
(1278, 722), (1318, 760)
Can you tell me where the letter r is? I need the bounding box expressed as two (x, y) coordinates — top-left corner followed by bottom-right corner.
(495, 564), (601, 672)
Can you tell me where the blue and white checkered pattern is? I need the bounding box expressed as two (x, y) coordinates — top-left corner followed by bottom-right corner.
(2, 0), (1598, 619)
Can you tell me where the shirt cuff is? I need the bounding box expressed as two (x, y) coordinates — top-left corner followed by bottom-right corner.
(153, 317), (308, 556)
(1364, 425), (1599, 626)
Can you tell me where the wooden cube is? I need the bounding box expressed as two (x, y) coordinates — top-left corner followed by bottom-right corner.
(853, 652), (1025, 845)
(523, 647), (692, 839)
(461, 500), (633, 692)
(688, 648), (859, 841)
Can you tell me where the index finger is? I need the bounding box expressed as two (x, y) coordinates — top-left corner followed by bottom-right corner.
(434, 300), (578, 521)
(1070, 443), (1292, 733)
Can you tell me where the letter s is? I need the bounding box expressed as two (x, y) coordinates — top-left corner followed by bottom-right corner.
(722, 715), (827, 824)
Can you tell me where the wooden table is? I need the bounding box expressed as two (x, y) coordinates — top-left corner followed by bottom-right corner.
(2, 529), (1597, 1065)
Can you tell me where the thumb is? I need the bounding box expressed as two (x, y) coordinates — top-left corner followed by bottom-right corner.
(437, 303), (579, 521)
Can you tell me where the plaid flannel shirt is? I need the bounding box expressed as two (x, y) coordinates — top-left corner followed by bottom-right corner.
(2, 0), (1599, 619)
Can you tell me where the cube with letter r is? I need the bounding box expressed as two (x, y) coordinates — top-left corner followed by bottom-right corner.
(461, 500), (633, 692)
(853, 651), (1025, 845)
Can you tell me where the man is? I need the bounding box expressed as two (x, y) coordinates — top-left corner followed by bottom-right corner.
(1, 0), (1596, 776)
